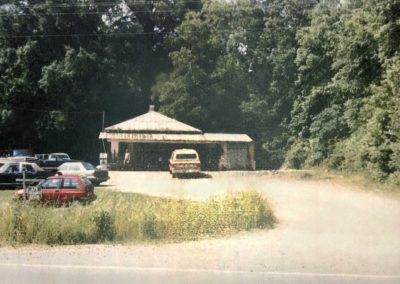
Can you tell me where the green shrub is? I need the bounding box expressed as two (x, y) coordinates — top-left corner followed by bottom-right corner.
(141, 213), (162, 240)
(285, 139), (312, 169)
(93, 210), (115, 242)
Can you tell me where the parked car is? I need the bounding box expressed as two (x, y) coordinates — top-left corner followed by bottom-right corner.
(15, 175), (95, 204)
(35, 152), (72, 172)
(0, 149), (37, 166)
(12, 149), (33, 157)
(0, 162), (52, 189)
(169, 149), (201, 178)
(57, 161), (109, 186)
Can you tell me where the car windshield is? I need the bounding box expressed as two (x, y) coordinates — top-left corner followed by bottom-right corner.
(176, 154), (198, 160)
(82, 162), (95, 170)
(82, 176), (92, 186)
(0, 164), (14, 173)
(13, 149), (32, 157)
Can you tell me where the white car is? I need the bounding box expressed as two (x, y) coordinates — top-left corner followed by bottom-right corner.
(57, 162), (109, 186)
(169, 149), (201, 178)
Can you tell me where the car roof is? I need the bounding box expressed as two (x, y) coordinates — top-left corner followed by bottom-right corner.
(2, 162), (18, 165)
(3, 162), (36, 166)
(48, 175), (83, 179)
(172, 149), (198, 154)
(59, 161), (84, 165)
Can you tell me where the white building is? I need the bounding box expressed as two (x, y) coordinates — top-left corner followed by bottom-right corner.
(99, 106), (255, 170)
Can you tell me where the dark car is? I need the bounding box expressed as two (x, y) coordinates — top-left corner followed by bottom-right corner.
(0, 162), (52, 189)
(57, 162), (109, 186)
(35, 152), (77, 173)
(15, 175), (95, 204)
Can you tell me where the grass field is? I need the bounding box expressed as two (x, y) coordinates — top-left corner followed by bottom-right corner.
(0, 189), (276, 246)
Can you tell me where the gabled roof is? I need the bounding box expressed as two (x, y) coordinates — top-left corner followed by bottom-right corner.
(100, 106), (253, 143)
(104, 109), (202, 134)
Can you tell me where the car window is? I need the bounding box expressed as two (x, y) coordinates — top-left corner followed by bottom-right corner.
(82, 162), (95, 170)
(0, 164), (9, 173)
(41, 179), (62, 189)
(22, 165), (35, 173)
(62, 178), (80, 189)
(6, 165), (19, 173)
(55, 154), (70, 160)
(13, 149), (32, 157)
(175, 154), (198, 160)
(81, 176), (92, 186)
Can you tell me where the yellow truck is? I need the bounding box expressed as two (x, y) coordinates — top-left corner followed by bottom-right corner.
(169, 149), (201, 178)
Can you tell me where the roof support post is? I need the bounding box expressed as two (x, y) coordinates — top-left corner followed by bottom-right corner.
(111, 140), (119, 163)
(249, 143), (256, 170)
(218, 142), (228, 170)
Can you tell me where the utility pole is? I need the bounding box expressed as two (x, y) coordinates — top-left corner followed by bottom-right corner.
(22, 169), (26, 200)
(102, 111), (105, 131)
(102, 111), (106, 153)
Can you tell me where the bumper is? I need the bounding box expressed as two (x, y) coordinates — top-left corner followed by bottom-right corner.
(89, 176), (110, 185)
(170, 167), (201, 174)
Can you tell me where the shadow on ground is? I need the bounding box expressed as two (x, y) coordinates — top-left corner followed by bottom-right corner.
(176, 173), (212, 179)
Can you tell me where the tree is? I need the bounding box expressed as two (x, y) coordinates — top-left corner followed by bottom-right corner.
(152, 0), (318, 169)
(241, 0), (319, 168)
(287, 0), (400, 182)
(288, 1), (381, 167)
(152, 0), (265, 132)
(0, 0), (199, 161)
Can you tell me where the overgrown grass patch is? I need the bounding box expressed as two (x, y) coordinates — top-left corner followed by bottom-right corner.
(0, 190), (275, 246)
(275, 169), (400, 197)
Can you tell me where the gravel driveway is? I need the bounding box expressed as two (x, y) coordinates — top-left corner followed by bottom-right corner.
(1, 171), (400, 283)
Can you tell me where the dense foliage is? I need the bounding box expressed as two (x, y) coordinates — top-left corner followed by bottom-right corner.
(0, 0), (200, 160)
(0, 0), (399, 182)
(287, 0), (400, 183)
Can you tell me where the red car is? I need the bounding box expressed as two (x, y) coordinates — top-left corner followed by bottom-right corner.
(15, 175), (95, 204)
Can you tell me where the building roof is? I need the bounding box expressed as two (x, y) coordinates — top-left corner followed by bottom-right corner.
(104, 108), (202, 134)
(100, 106), (253, 143)
(203, 133), (253, 143)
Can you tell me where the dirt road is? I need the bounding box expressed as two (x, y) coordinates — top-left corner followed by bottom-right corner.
(1, 171), (400, 283)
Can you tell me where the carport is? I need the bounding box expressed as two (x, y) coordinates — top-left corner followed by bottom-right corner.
(99, 106), (255, 170)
